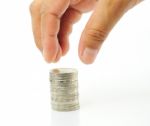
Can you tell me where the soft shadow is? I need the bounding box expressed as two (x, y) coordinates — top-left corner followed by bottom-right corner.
(51, 110), (80, 126)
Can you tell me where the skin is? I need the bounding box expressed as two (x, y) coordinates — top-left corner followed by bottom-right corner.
(30, 0), (143, 64)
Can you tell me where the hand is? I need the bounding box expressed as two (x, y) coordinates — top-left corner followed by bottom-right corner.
(30, 0), (143, 64)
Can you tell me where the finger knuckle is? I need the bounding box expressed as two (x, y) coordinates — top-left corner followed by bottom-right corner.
(86, 28), (107, 44)
(29, 1), (41, 15)
(107, 0), (129, 13)
(130, 0), (142, 7)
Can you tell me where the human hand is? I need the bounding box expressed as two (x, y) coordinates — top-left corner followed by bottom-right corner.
(30, 0), (143, 64)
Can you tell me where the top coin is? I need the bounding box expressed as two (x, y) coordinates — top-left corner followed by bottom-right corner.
(50, 68), (77, 75)
(50, 68), (78, 81)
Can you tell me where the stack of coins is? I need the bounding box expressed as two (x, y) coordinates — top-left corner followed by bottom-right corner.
(50, 68), (80, 111)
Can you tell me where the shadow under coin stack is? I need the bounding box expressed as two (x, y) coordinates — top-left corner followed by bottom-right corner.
(50, 68), (80, 111)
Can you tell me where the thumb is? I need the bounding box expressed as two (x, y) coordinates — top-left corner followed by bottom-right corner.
(78, 0), (141, 64)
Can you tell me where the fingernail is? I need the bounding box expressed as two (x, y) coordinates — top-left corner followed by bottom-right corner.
(82, 48), (98, 64)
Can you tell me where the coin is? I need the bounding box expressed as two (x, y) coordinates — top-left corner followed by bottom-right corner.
(50, 68), (80, 112)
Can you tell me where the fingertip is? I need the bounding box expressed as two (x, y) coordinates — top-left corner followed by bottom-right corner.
(79, 47), (98, 64)
(42, 39), (59, 63)
(78, 36), (99, 64)
(43, 49), (53, 63)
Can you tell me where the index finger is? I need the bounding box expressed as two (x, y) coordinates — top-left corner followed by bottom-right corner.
(41, 0), (70, 62)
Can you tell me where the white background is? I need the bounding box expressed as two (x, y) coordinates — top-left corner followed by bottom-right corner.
(0, 1), (150, 126)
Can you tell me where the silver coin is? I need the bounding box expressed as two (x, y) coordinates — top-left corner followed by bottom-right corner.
(52, 104), (80, 112)
(50, 68), (80, 112)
